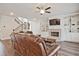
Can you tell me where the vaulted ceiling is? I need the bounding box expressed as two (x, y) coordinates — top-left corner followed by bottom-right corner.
(0, 3), (79, 20)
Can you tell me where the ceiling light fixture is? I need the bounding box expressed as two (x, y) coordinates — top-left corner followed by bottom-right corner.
(35, 4), (51, 15)
(40, 9), (45, 15)
(10, 12), (14, 15)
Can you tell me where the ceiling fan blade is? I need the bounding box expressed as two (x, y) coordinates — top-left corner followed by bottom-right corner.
(36, 7), (40, 9)
(45, 7), (51, 10)
(45, 11), (51, 13)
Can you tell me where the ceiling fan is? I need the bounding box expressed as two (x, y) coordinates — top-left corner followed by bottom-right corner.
(36, 6), (51, 15)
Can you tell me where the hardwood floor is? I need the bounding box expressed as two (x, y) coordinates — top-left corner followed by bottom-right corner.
(0, 40), (14, 56)
(58, 41), (79, 56)
(0, 40), (79, 56)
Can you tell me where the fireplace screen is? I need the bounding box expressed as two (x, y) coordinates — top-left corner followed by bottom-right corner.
(51, 32), (59, 37)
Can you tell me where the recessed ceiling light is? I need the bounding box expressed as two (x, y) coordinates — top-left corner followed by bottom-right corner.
(10, 12), (14, 15)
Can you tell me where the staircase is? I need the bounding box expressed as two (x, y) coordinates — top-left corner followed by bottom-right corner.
(13, 17), (29, 33)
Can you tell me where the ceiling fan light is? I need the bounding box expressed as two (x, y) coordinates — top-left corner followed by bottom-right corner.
(40, 10), (45, 14)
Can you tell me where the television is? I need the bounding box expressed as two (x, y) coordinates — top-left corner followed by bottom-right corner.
(49, 19), (60, 25)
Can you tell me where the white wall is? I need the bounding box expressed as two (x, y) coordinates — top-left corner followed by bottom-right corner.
(30, 19), (49, 37)
(40, 20), (49, 37)
(61, 14), (79, 42)
(1, 14), (79, 42)
(22, 14), (79, 42)
(0, 16), (49, 40)
(47, 15), (79, 42)
(0, 16), (19, 40)
(30, 20), (40, 35)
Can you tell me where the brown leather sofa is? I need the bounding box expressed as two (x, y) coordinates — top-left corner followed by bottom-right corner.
(11, 33), (60, 56)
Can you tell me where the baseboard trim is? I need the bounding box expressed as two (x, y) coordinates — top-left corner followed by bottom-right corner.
(64, 41), (79, 44)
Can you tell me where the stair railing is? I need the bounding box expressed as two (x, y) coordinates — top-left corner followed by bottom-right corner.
(13, 22), (27, 33)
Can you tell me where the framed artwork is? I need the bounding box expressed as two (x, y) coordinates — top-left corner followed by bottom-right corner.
(40, 23), (48, 32)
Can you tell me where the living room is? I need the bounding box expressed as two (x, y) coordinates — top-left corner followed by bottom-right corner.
(0, 3), (79, 56)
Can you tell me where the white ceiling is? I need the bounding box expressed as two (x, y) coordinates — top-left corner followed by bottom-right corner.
(0, 3), (79, 20)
